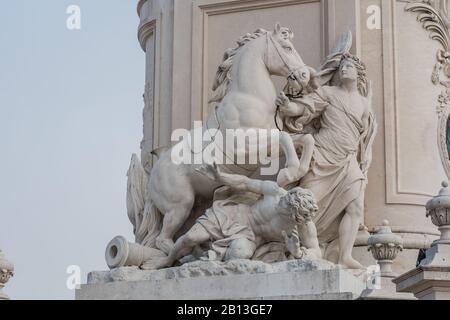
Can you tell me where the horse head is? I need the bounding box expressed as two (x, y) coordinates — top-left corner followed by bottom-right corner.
(266, 23), (312, 92)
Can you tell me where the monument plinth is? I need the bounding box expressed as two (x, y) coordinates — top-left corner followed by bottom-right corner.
(76, 259), (367, 300)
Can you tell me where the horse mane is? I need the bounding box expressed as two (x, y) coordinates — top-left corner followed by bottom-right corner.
(209, 29), (268, 104)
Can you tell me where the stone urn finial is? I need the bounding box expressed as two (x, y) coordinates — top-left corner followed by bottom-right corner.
(426, 181), (450, 245)
(0, 250), (14, 300)
(368, 220), (404, 278)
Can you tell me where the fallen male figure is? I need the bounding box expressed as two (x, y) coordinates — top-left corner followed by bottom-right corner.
(141, 163), (322, 270)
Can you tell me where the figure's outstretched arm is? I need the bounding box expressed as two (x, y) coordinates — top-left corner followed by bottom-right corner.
(197, 163), (280, 196)
(277, 87), (329, 118)
(276, 91), (309, 117)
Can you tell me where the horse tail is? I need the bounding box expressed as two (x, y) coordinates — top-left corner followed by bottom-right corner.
(126, 154), (162, 248)
(137, 199), (162, 248)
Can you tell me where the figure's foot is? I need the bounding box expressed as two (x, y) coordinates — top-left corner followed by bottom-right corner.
(141, 256), (171, 270)
(277, 167), (301, 188)
(338, 256), (364, 270)
(156, 237), (175, 255)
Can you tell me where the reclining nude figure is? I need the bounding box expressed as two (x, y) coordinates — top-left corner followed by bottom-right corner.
(141, 163), (321, 270)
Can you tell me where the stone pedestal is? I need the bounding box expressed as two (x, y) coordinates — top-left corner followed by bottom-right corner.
(394, 182), (450, 300)
(76, 259), (367, 300)
(360, 277), (416, 300)
(394, 264), (450, 300)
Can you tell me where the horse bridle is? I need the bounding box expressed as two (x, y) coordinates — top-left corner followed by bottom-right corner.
(267, 33), (309, 131)
(266, 32), (307, 85)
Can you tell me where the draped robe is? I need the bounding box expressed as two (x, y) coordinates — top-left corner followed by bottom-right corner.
(293, 86), (375, 245)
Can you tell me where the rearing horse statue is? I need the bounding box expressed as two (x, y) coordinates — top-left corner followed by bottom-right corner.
(128, 24), (315, 255)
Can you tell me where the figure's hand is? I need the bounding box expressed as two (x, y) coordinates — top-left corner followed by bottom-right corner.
(282, 226), (306, 259)
(277, 91), (302, 117)
(196, 162), (221, 181)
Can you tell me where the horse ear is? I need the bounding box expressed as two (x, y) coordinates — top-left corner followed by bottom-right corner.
(274, 22), (281, 34)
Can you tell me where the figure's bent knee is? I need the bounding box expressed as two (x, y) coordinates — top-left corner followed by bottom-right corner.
(224, 239), (256, 261)
(181, 233), (198, 247)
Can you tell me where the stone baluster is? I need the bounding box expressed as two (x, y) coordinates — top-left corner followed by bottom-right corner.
(425, 181), (450, 247)
(367, 220), (403, 278)
(361, 221), (415, 299)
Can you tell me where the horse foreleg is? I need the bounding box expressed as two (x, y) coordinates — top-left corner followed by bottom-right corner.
(276, 131), (301, 187)
(292, 134), (314, 179)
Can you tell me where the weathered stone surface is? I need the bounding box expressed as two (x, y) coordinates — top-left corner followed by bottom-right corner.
(77, 259), (366, 300)
(88, 259), (337, 284)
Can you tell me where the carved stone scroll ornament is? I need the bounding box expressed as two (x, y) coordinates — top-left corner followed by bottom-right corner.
(406, 1), (450, 179)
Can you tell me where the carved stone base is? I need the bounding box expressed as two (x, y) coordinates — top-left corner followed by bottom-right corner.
(394, 243), (450, 300)
(360, 277), (416, 300)
(76, 259), (368, 300)
(394, 265), (450, 300)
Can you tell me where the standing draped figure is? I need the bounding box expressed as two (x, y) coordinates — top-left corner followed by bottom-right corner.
(279, 31), (377, 269)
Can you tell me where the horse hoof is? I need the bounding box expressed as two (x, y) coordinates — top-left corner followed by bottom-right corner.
(156, 238), (175, 255)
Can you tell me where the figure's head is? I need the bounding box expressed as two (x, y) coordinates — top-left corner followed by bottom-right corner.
(268, 23), (311, 89)
(338, 53), (368, 96)
(339, 58), (358, 82)
(278, 187), (319, 224)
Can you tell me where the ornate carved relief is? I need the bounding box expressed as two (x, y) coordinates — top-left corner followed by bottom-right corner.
(406, 1), (450, 179)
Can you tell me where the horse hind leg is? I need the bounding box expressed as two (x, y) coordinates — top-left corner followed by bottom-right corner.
(156, 194), (195, 255)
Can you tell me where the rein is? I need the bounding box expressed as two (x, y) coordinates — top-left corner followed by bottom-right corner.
(267, 33), (306, 85)
(266, 33), (307, 132)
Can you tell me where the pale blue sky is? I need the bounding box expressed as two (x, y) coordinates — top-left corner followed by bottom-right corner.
(0, 1), (142, 299)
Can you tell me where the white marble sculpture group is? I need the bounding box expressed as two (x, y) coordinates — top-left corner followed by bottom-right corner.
(109, 24), (377, 272)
